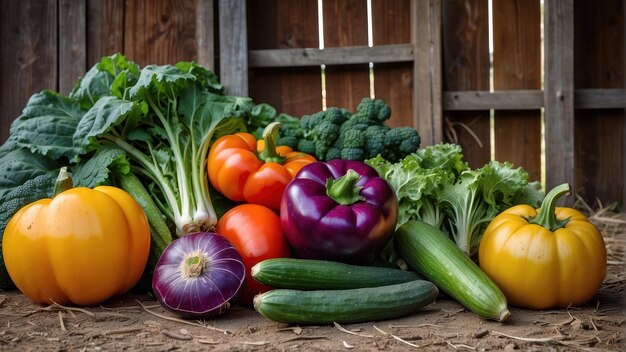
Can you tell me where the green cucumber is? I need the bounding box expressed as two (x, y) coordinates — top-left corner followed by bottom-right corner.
(254, 280), (438, 324)
(251, 258), (422, 290)
(395, 220), (510, 322)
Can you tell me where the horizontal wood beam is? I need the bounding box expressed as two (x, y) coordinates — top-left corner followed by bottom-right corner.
(443, 89), (624, 110)
(248, 44), (414, 68)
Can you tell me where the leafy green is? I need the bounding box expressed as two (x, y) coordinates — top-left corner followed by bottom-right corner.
(367, 143), (543, 258)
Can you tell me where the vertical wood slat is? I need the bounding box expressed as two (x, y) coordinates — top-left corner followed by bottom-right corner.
(247, 0), (322, 117)
(544, 0), (574, 202)
(196, 0), (215, 70)
(441, 0), (490, 168)
(218, 0), (248, 96)
(86, 0), (124, 67)
(492, 0), (541, 182)
(59, 0), (86, 95)
(413, 0), (443, 145)
(323, 0), (370, 111)
(0, 0), (58, 142)
(574, 0), (625, 205)
(371, 0), (413, 129)
(124, 0), (198, 67)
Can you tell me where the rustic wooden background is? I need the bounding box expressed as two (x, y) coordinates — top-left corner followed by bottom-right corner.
(0, 0), (624, 206)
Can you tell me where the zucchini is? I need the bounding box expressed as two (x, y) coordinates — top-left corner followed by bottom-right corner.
(251, 258), (422, 290)
(395, 220), (510, 322)
(254, 280), (438, 324)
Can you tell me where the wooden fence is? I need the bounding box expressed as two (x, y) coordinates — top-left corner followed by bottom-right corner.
(0, 0), (624, 206)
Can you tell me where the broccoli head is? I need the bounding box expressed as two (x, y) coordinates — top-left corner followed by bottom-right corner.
(363, 125), (388, 158)
(341, 129), (365, 149)
(383, 127), (421, 161)
(325, 147), (342, 160)
(323, 107), (351, 125)
(341, 148), (365, 160)
(311, 120), (340, 146)
(355, 98), (391, 123)
(296, 139), (316, 156)
(277, 136), (299, 149)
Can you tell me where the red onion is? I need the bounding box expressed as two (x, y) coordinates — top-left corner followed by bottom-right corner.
(152, 232), (245, 318)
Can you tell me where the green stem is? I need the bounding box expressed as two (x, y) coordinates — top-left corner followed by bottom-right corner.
(529, 183), (571, 231)
(53, 167), (74, 197)
(326, 169), (364, 206)
(258, 122), (285, 163)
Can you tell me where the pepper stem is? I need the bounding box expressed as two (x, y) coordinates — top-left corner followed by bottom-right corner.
(53, 167), (74, 197)
(326, 169), (364, 206)
(182, 252), (208, 278)
(258, 122), (285, 163)
(529, 183), (571, 231)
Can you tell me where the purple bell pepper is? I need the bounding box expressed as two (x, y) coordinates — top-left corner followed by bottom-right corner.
(280, 159), (398, 265)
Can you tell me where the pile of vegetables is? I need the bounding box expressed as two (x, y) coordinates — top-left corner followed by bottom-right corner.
(0, 55), (608, 324)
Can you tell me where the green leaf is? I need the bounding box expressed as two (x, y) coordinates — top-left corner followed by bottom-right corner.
(128, 64), (195, 100)
(175, 61), (224, 94)
(71, 147), (130, 188)
(73, 96), (142, 153)
(0, 148), (62, 199)
(0, 173), (57, 290)
(10, 91), (86, 162)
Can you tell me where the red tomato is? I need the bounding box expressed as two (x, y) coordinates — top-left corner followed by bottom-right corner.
(216, 204), (291, 305)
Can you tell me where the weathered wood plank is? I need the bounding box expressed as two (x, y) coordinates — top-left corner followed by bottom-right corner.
(218, 0), (247, 96)
(196, 0), (214, 70)
(544, 0), (575, 201)
(248, 44), (414, 68)
(442, 0), (490, 167)
(59, 0), (86, 95)
(0, 0), (57, 142)
(412, 0), (443, 144)
(323, 0), (370, 111)
(574, 0), (624, 205)
(371, 0), (413, 129)
(124, 0), (198, 67)
(443, 89), (625, 110)
(86, 0), (124, 66)
(492, 0), (541, 181)
(248, 0), (322, 118)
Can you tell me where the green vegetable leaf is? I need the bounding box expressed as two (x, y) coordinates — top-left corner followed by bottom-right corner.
(10, 91), (85, 162)
(128, 64), (195, 101)
(71, 147), (130, 188)
(0, 148), (61, 199)
(73, 96), (142, 153)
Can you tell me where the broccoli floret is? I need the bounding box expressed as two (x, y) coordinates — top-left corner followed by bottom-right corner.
(314, 139), (330, 161)
(325, 147), (342, 160)
(300, 112), (324, 130)
(355, 98), (391, 123)
(297, 139), (316, 155)
(311, 121), (340, 146)
(323, 107), (351, 125)
(385, 127), (421, 154)
(363, 125), (388, 158)
(341, 148), (365, 160)
(341, 129), (365, 149)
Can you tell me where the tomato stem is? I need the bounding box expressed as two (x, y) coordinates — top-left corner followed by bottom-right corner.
(53, 166), (74, 197)
(529, 183), (571, 231)
(258, 122), (285, 164)
(326, 169), (364, 206)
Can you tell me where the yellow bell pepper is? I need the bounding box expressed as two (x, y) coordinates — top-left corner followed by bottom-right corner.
(2, 168), (150, 306)
(479, 183), (607, 310)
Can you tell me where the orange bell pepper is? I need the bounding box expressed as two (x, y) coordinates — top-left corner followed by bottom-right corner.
(208, 122), (315, 211)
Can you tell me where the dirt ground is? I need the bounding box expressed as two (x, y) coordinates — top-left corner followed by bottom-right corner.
(1, 211), (624, 351)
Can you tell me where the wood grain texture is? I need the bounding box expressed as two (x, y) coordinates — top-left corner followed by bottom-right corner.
(323, 0), (370, 111)
(59, 0), (86, 95)
(124, 0), (198, 67)
(0, 0), (58, 142)
(544, 0), (575, 202)
(442, 0), (490, 168)
(574, 0), (625, 205)
(492, 0), (541, 182)
(196, 0), (215, 70)
(218, 0), (247, 95)
(371, 0), (413, 129)
(86, 0), (124, 66)
(413, 0), (443, 145)
(248, 0), (322, 117)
